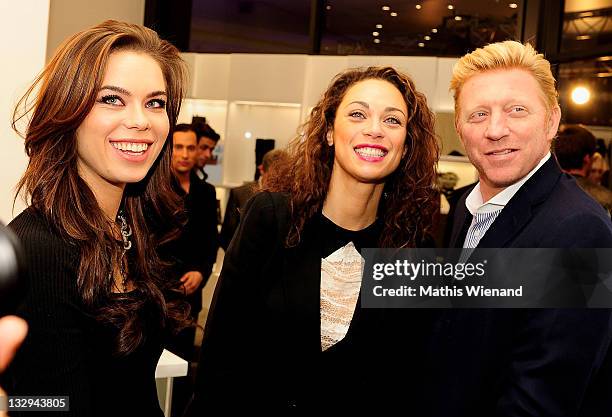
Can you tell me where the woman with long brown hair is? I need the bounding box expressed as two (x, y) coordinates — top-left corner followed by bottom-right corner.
(187, 66), (439, 414)
(4, 21), (189, 416)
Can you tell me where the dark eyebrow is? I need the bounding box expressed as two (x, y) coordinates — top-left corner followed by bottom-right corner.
(100, 85), (167, 98)
(347, 101), (406, 117)
(385, 106), (406, 117)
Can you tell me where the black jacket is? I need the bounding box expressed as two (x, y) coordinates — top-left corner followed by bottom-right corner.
(428, 157), (612, 417)
(186, 192), (429, 415)
(163, 172), (218, 315)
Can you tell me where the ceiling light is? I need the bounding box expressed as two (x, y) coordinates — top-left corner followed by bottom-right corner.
(432, 28), (438, 33)
(455, 15), (462, 21)
(382, 6), (390, 11)
(576, 35), (591, 40)
(424, 35), (431, 40)
(326, 5), (331, 10)
(373, 31), (380, 36)
(448, 4), (454, 10)
(509, 3), (518, 8)
(376, 24), (383, 29)
(571, 86), (590, 105)
(244, 131), (252, 139)
(374, 38), (381, 44)
(416, 4), (422, 9)
(418, 42), (425, 47)
(390, 11), (398, 16)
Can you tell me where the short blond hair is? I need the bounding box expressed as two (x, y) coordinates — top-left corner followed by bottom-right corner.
(450, 41), (558, 117)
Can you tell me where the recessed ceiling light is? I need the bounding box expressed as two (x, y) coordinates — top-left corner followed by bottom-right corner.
(244, 131), (252, 139)
(374, 38), (381, 44)
(376, 24), (383, 29)
(382, 6), (390, 11)
(455, 15), (462, 21)
(418, 42), (425, 47)
(416, 4), (422, 9)
(509, 3), (518, 8)
(326, 5), (331, 10)
(424, 35), (431, 40)
(432, 28), (438, 33)
(448, 4), (454, 10)
(390, 12), (398, 16)
(373, 31), (380, 36)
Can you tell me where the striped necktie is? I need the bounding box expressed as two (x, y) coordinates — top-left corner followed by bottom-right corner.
(463, 209), (503, 249)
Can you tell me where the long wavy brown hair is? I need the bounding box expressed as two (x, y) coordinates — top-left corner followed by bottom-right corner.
(265, 66), (439, 248)
(13, 20), (190, 355)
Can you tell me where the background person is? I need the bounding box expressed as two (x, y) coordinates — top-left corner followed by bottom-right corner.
(4, 21), (190, 417)
(219, 149), (288, 251)
(589, 151), (610, 187)
(163, 123), (218, 417)
(167, 123), (218, 298)
(555, 124), (612, 214)
(186, 66), (439, 414)
(193, 121), (221, 182)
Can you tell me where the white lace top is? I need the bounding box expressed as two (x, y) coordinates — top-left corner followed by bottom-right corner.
(320, 242), (363, 351)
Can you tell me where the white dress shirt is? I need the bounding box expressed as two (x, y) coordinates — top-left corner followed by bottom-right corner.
(462, 152), (551, 248)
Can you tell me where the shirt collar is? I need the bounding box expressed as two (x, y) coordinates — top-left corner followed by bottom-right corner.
(466, 152), (551, 215)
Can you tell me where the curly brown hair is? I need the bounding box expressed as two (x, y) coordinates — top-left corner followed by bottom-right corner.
(265, 66), (439, 248)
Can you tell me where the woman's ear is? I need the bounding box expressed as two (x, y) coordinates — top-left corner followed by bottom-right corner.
(326, 131), (334, 146)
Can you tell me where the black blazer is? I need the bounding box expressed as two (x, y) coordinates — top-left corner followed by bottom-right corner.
(162, 173), (219, 315)
(219, 181), (258, 250)
(429, 157), (612, 417)
(186, 192), (428, 415)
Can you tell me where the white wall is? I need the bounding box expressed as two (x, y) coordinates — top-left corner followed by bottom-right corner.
(0, 1), (50, 223)
(224, 103), (301, 185)
(46, 0), (145, 61)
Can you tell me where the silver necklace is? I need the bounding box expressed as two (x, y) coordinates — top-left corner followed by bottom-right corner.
(116, 210), (132, 292)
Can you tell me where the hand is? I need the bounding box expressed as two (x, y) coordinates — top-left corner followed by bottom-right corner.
(179, 271), (204, 295)
(0, 316), (27, 417)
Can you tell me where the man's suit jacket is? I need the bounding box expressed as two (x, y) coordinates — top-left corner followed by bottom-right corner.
(219, 181), (258, 250)
(430, 157), (612, 417)
(162, 173), (219, 316)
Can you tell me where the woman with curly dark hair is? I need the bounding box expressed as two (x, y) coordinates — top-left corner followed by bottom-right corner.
(187, 66), (439, 414)
(4, 21), (190, 416)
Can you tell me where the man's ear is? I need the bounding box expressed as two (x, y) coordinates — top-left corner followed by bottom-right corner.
(547, 106), (562, 141)
(583, 154), (592, 171)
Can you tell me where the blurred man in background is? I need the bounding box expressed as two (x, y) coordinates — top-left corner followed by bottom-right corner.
(555, 124), (612, 214)
(220, 149), (288, 250)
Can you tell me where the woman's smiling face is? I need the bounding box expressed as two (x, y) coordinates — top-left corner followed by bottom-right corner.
(330, 78), (408, 185)
(75, 50), (170, 192)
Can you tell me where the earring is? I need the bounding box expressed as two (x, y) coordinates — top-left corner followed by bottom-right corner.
(326, 131), (333, 146)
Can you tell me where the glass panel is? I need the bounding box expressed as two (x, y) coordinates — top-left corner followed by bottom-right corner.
(561, 0), (612, 54)
(321, 0), (524, 56)
(189, 0), (310, 53)
(557, 57), (612, 126)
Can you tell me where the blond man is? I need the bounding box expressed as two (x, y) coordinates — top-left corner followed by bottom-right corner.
(432, 41), (612, 417)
